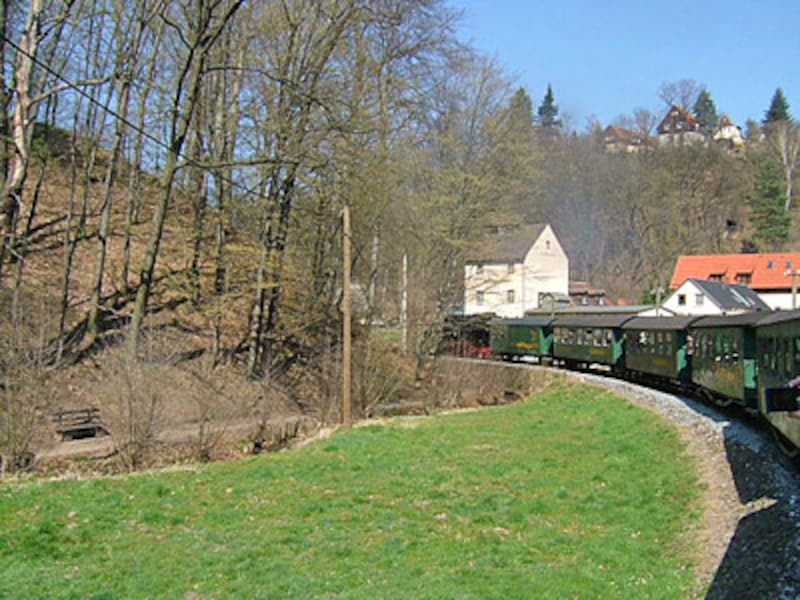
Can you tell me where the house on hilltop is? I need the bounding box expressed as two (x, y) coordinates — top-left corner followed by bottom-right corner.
(713, 114), (744, 150)
(603, 125), (648, 153)
(463, 224), (569, 318)
(670, 252), (800, 309)
(656, 104), (706, 146)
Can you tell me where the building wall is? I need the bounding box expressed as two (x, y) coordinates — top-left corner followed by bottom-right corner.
(463, 262), (524, 318)
(523, 225), (569, 312)
(463, 225), (569, 317)
(759, 292), (799, 310)
(663, 281), (723, 315)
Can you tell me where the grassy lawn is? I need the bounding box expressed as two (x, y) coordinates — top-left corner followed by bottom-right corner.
(0, 381), (700, 599)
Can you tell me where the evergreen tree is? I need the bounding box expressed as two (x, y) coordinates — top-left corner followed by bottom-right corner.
(763, 88), (791, 125)
(693, 89), (718, 132)
(537, 84), (561, 128)
(748, 161), (791, 250)
(508, 87), (534, 127)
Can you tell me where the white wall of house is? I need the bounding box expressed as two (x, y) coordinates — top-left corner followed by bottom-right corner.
(662, 280), (723, 315)
(713, 124), (744, 148)
(463, 225), (568, 317)
(759, 292), (798, 310)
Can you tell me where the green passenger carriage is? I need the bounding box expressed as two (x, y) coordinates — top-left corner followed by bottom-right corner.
(753, 309), (800, 455)
(552, 314), (632, 371)
(622, 316), (699, 384)
(489, 316), (555, 361)
(689, 313), (764, 410)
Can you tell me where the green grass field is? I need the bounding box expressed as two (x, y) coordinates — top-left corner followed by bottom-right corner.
(0, 381), (700, 599)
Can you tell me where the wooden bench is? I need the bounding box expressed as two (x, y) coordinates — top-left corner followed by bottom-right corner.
(53, 408), (107, 441)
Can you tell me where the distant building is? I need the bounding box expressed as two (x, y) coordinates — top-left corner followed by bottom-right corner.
(463, 224), (569, 318)
(656, 104), (706, 146)
(713, 114), (744, 150)
(670, 252), (800, 309)
(603, 125), (647, 153)
(662, 278), (770, 316)
(569, 280), (610, 306)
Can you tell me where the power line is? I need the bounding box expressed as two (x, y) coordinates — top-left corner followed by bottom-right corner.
(1, 31), (280, 209)
(1, 30), (378, 263)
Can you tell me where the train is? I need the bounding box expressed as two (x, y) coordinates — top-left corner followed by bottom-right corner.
(479, 309), (800, 457)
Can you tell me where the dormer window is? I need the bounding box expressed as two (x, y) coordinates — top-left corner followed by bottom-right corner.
(709, 273), (723, 282)
(736, 272), (752, 285)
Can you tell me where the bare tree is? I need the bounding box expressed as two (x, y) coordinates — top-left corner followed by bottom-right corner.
(658, 79), (703, 110)
(765, 120), (800, 211)
(128, 0), (245, 354)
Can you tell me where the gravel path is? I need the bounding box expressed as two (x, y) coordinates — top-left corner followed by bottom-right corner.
(569, 370), (800, 599)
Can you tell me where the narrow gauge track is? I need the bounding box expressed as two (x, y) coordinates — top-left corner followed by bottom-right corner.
(449, 356), (800, 597)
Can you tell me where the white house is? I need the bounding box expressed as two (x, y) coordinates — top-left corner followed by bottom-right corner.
(662, 278), (770, 316)
(463, 224), (569, 318)
(712, 115), (744, 150)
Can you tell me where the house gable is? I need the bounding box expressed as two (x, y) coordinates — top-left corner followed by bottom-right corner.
(657, 104), (700, 135)
(664, 278), (768, 315)
(463, 224), (568, 318)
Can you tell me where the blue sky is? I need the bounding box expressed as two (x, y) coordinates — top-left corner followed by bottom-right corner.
(453, 0), (800, 131)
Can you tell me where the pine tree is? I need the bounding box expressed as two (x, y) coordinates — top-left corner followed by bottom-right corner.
(693, 89), (718, 132)
(763, 88), (791, 125)
(537, 84), (561, 128)
(508, 87), (534, 127)
(749, 161), (791, 250)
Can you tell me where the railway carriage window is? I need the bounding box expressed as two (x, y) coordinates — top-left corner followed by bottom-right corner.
(731, 339), (740, 361)
(795, 338), (800, 366)
(784, 338), (793, 377)
(605, 330), (613, 346)
(593, 329), (603, 346)
(771, 338), (778, 372)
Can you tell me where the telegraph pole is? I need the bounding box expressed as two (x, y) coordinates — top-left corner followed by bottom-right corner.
(786, 269), (800, 309)
(401, 252), (408, 354)
(342, 204), (352, 427)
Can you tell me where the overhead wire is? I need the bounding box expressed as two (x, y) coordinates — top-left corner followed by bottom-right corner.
(1, 30), (378, 262)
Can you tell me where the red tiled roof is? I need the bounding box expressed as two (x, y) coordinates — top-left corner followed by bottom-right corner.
(670, 253), (800, 290)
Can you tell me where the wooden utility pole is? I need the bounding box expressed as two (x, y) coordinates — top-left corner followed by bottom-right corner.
(342, 204), (352, 427)
(787, 269), (800, 309)
(401, 252), (408, 353)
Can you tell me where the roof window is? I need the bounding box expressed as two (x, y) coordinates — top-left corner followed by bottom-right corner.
(768, 260), (774, 269)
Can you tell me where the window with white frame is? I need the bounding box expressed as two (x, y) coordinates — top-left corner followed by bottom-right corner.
(476, 291), (484, 305)
(507, 290), (515, 303)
